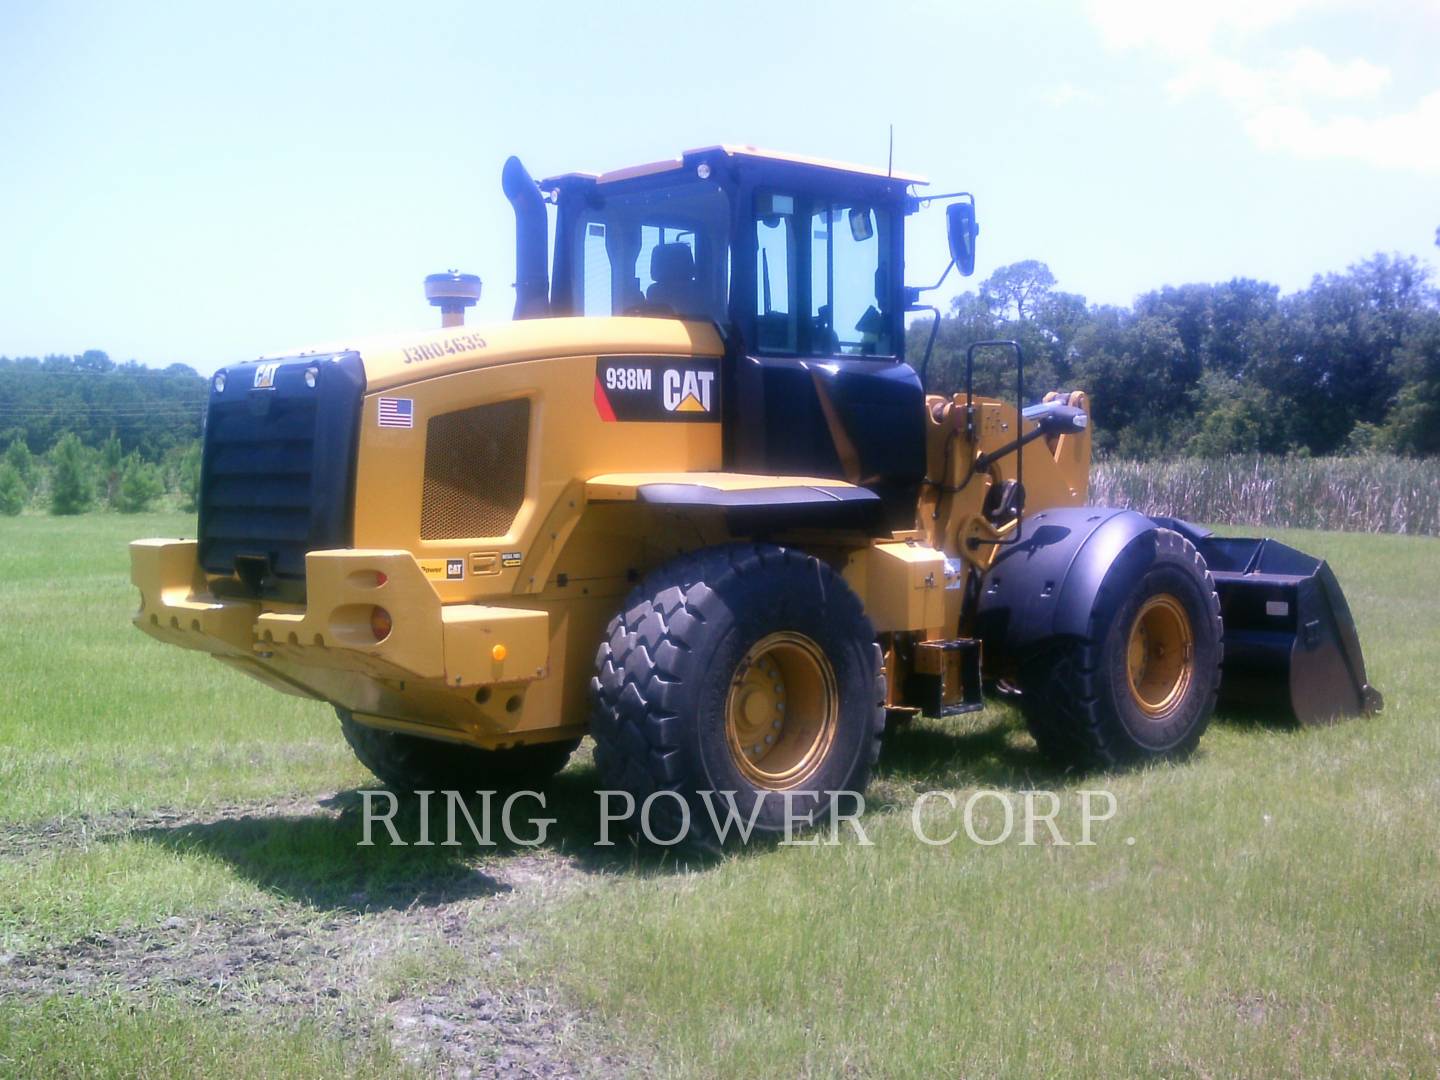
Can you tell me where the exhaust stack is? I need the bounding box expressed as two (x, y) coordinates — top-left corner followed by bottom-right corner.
(424, 270), (481, 327)
(501, 155), (550, 319)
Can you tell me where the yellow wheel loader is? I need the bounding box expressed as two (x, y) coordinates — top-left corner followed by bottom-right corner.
(131, 146), (1381, 838)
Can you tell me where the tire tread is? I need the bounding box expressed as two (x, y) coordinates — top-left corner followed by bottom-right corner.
(590, 543), (885, 813)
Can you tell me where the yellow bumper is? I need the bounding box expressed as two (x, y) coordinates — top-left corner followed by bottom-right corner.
(130, 539), (566, 747)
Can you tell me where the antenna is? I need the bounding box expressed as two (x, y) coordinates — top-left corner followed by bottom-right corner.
(887, 124), (894, 177)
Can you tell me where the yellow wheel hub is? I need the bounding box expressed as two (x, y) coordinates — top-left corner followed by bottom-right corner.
(724, 632), (838, 788)
(1126, 593), (1195, 718)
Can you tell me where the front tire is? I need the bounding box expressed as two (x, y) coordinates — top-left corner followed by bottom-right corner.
(338, 710), (578, 791)
(1018, 528), (1222, 768)
(590, 544), (885, 845)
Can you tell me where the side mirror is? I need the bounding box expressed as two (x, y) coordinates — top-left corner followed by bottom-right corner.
(848, 207), (874, 242)
(946, 200), (979, 277)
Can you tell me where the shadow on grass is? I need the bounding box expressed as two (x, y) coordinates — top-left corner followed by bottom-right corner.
(125, 714), (1124, 910)
(1211, 704), (1301, 733)
(126, 765), (715, 911)
(874, 712), (1084, 793)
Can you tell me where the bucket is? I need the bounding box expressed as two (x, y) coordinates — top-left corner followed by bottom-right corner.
(1192, 534), (1383, 725)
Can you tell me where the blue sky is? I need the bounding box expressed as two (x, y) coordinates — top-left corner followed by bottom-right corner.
(1, 0), (1436, 372)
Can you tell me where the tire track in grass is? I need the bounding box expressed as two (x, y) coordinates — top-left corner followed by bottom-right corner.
(0, 789), (649, 1077)
(0, 855), (642, 1077)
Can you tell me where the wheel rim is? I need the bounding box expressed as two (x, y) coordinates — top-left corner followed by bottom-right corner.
(724, 632), (838, 788)
(1126, 593), (1195, 719)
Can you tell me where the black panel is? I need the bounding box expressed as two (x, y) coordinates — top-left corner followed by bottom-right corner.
(729, 355), (925, 531)
(198, 353), (365, 598)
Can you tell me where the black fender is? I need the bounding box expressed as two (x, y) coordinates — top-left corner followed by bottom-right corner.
(973, 506), (1162, 667)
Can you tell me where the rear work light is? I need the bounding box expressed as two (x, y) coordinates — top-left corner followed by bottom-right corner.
(370, 607), (393, 642)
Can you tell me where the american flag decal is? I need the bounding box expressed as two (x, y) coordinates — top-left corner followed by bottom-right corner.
(377, 397), (414, 429)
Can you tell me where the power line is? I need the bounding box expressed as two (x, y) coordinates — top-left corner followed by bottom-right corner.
(0, 369), (206, 378)
(0, 408), (205, 417)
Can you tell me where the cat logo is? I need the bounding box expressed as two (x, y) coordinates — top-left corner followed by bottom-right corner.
(593, 356), (719, 423)
(662, 368), (715, 413)
(253, 362), (280, 389)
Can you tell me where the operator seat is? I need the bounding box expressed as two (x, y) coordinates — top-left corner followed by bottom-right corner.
(646, 243), (701, 317)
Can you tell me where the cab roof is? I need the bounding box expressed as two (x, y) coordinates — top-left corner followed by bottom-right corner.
(542, 144), (928, 189)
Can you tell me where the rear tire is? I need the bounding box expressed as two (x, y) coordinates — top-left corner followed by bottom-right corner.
(337, 710), (578, 791)
(590, 544), (885, 846)
(1018, 528), (1222, 768)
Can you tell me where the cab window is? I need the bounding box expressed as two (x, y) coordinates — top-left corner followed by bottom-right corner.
(754, 190), (893, 356)
(572, 179), (729, 322)
(754, 193), (798, 352)
(814, 204), (892, 356)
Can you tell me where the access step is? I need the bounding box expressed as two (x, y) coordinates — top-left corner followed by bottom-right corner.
(905, 638), (984, 718)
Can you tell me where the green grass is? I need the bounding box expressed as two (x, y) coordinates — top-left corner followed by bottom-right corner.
(0, 512), (368, 822)
(0, 838), (272, 954)
(1, 516), (1438, 1075)
(0, 996), (413, 1079)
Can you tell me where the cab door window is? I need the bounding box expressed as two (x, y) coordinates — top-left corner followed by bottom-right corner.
(753, 190), (892, 356)
(812, 204), (891, 356)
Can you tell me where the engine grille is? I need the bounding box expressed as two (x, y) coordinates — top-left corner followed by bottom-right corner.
(420, 398), (530, 540)
(197, 353), (365, 595)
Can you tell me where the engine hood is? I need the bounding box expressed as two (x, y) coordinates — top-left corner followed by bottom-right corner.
(258, 316), (725, 393)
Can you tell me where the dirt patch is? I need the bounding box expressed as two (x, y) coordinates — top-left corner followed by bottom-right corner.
(0, 795), (646, 1077)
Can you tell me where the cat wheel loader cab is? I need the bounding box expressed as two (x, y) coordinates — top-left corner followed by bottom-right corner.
(131, 145), (1382, 843)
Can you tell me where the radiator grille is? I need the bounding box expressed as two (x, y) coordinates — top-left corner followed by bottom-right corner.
(197, 353), (365, 595)
(420, 398), (530, 540)
(201, 394), (317, 576)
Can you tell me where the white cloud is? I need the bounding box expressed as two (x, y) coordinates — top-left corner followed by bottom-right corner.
(1039, 81), (1103, 107)
(1168, 48), (1391, 108)
(1274, 47), (1391, 100)
(1246, 91), (1440, 172)
(1086, 0), (1318, 55)
(1084, 0), (1440, 174)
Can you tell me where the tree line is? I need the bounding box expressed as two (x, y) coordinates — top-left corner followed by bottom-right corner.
(0, 431), (200, 516)
(4, 252), (1439, 515)
(0, 351), (205, 515)
(907, 252), (1440, 458)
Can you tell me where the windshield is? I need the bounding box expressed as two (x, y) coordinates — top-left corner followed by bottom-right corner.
(568, 178), (730, 323)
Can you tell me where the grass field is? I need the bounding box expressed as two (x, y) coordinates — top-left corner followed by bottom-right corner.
(1, 512), (1437, 1076)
